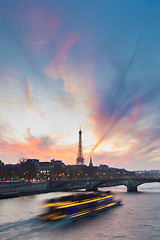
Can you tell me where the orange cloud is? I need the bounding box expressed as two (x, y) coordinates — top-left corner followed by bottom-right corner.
(44, 35), (77, 79)
(0, 131), (76, 165)
(89, 93), (143, 154)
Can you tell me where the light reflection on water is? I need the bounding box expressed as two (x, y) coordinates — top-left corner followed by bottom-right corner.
(1, 183), (160, 240)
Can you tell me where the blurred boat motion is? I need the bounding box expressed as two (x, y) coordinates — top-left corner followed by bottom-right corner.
(40, 191), (121, 221)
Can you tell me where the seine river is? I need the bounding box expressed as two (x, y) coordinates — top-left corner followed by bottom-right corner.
(1, 183), (160, 240)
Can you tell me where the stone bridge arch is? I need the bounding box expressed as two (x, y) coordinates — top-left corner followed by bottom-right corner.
(124, 179), (160, 192)
(92, 179), (160, 192)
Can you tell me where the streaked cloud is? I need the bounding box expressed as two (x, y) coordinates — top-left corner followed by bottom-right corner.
(23, 78), (34, 108)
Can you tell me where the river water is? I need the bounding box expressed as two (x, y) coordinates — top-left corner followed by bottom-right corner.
(1, 183), (160, 240)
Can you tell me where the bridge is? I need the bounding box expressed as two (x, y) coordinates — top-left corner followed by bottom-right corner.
(1, 178), (160, 199)
(49, 178), (160, 192)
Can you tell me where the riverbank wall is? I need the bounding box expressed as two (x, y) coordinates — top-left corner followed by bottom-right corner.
(0, 182), (51, 199)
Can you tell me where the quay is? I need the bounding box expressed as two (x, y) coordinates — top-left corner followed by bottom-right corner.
(0, 181), (50, 199)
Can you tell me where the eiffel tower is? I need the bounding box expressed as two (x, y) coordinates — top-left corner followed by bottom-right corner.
(76, 127), (85, 165)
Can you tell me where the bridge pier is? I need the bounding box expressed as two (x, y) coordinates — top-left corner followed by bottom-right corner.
(86, 187), (98, 191)
(127, 185), (138, 192)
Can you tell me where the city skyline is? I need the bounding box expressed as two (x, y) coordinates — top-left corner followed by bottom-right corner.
(1, 0), (160, 170)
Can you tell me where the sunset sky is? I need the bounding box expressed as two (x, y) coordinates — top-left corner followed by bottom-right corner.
(1, 0), (160, 170)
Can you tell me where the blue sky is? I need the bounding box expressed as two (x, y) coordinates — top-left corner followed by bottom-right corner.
(0, 0), (160, 170)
